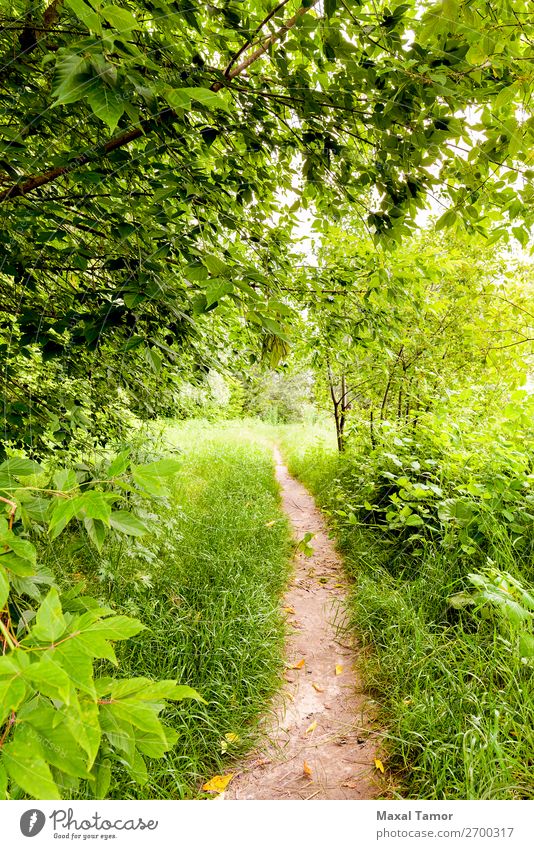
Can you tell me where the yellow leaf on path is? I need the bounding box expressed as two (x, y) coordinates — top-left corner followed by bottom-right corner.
(291, 658), (305, 669)
(335, 664), (344, 676)
(202, 774), (234, 793)
(374, 759), (385, 774)
(303, 761), (312, 777)
(283, 605), (296, 614)
(312, 682), (324, 693)
(306, 720), (317, 734)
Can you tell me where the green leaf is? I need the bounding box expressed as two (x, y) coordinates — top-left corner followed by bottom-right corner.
(107, 450), (131, 477)
(0, 458), (42, 477)
(87, 83), (126, 131)
(106, 699), (167, 739)
(93, 758), (112, 799)
(0, 764), (7, 800)
(163, 89), (192, 111)
(0, 566), (8, 608)
(0, 531), (37, 566)
(86, 615), (145, 642)
(32, 588), (66, 643)
(101, 4), (140, 32)
(99, 707), (136, 758)
(50, 640), (96, 697)
(84, 517), (107, 552)
(52, 55), (92, 105)
(437, 499), (475, 526)
(519, 632), (534, 659)
(49, 496), (84, 539)
(495, 83), (518, 110)
(0, 552), (36, 577)
(79, 492), (113, 523)
(205, 280), (233, 307)
(24, 654), (72, 704)
(177, 87), (232, 113)
(19, 704), (91, 779)
(72, 698), (102, 769)
(435, 209), (458, 230)
(0, 677), (27, 726)
(3, 728), (61, 800)
(65, 0), (102, 33)
(132, 458), (181, 496)
(145, 346), (162, 373)
(108, 678), (203, 702)
(109, 511), (149, 537)
(54, 468), (78, 491)
(405, 514), (424, 526)
(184, 263), (209, 282)
(203, 255), (228, 275)
(324, 0), (337, 17)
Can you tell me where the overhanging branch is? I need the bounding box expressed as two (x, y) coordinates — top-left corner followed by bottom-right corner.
(0, 1), (320, 204)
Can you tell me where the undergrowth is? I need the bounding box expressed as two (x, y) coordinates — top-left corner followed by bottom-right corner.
(44, 421), (292, 798)
(275, 412), (534, 800)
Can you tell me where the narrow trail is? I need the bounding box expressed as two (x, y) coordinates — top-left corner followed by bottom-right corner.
(226, 447), (379, 800)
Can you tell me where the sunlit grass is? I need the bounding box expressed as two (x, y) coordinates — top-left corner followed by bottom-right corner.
(276, 421), (534, 800)
(49, 421), (292, 798)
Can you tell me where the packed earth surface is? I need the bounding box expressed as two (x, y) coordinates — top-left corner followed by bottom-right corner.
(226, 448), (379, 800)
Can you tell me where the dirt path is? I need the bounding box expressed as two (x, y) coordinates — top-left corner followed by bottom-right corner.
(226, 447), (379, 800)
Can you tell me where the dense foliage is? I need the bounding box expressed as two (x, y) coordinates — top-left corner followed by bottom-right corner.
(278, 386), (534, 798)
(1, 0), (533, 454)
(0, 443), (202, 799)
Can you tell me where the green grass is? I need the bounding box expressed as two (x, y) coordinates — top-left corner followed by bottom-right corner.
(46, 420), (292, 798)
(274, 420), (534, 800)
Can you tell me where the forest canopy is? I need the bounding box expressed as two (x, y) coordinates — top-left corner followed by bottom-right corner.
(1, 0), (533, 455)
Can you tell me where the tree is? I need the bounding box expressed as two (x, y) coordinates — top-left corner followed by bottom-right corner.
(301, 226), (533, 449)
(0, 0), (532, 446)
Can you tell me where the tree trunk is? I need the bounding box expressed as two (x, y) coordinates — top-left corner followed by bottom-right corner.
(327, 365), (347, 452)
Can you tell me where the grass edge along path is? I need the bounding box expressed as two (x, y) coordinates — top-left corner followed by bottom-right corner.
(54, 421), (293, 799)
(273, 422), (534, 801)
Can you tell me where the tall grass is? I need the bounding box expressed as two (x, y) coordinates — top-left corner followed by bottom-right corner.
(276, 420), (534, 800)
(45, 421), (292, 798)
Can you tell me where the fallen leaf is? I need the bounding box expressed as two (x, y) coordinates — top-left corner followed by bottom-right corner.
(225, 732), (239, 743)
(291, 658), (305, 669)
(335, 664), (344, 676)
(305, 720), (317, 734)
(312, 682), (324, 693)
(374, 758), (385, 774)
(265, 520), (276, 527)
(303, 761), (312, 777)
(283, 605), (296, 614)
(202, 773), (234, 793)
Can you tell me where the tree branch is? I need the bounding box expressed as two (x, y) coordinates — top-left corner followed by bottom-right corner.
(222, 0), (293, 80)
(0, 2), (320, 204)
(214, 0), (320, 91)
